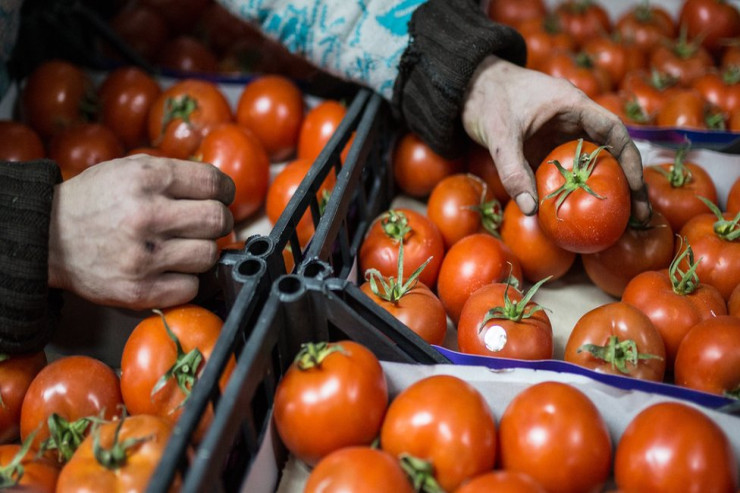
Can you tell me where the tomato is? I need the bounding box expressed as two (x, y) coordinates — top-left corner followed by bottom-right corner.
(139, 0), (209, 34)
(540, 50), (611, 98)
(614, 401), (738, 492)
(582, 210), (674, 297)
(296, 100), (346, 163)
(615, 4), (675, 55)
(592, 92), (651, 126)
(98, 66), (162, 151)
(729, 283), (740, 316)
(621, 246), (728, 371)
(0, 442), (59, 492)
(55, 414), (176, 493)
(649, 35), (713, 88)
(554, 0), (611, 48)
(731, 107), (740, 131)
(48, 123), (125, 181)
(194, 122), (270, 222)
(380, 375), (497, 493)
(108, 5), (170, 64)
(236, 75), (304, 162)
(457, 280), (553, 360)
(126, 146), (168, 157)
(195, 2), (258, 57)
(620, 68), (681, 120)
(723, 43), (740, 69)
(0, 120), (45, 161)
(147, 78), (232, 159)
(427, 174), (501, 250)
(727, 176), (740, 214)
(437, 233), (523, 325)
(465, 143), (510, 204)
(0, 352), (46, 444)
(500, 198), (576, 283)
(536, 139), (630, 254)
(304, 446), (414, 493)
(392, 132), (463, 198)
(265, 158), (336, 248)
(516, 15), (575, 71)
(658, 89), (726, 130)
(454, 471), (546, 493)
(679, 209), (740, 301)
(20, 60), (96, 141)
(157, 35), (219, 74)
(643, 150), (718, 233)
(273, 341), (388, 467)
(359, 208), (444, 289)
(487, 0), (545, 28)
(563, 302), (666, 381)
(19, 355), (123, 463)
(120, 305), (234, 444)
(582, 35), (630, 89)
(679, 0), (740, 57)
(674, 315), (740, 396)
(498, 381), (612, 493)
(692, 68), (740, 115)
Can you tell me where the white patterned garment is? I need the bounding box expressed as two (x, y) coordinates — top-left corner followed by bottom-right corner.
(218, 0), (424, 99)
(0, 0), (23, 98)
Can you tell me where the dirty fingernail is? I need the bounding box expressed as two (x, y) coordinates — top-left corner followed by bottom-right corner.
(515, 193), (536, 215)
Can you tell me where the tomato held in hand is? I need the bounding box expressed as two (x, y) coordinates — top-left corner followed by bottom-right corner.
(273, 341), (388, 467)
(392, 132), (463, 198)
(0, 121), (45, 161)
(0, 442), (59, 492)
(194, 122), (270, 223)
(304, 447), (414, 493)
(615, 401), (738, 492)
(296, 100), (346, 163)
(120, 305), (234, 444)
(380, 375), (497, 493)
(536, 139), (630, 254)
(498, 381), (612, 493)
(0, 351), (46, 444)
(564, 302), (666, 381)
(457, 279), (553, 360)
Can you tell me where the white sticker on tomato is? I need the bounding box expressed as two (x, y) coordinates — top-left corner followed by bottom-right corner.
(483, 324), (507, 352)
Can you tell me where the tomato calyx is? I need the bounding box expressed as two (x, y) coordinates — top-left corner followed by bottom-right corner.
(293, 342), (345, 371)
(465, 177), (503, 236)
(365, 241), (432, 303)
(380, 209), (413, 243)
(634, 3), (656, 23)
(563, 0), (597, 15)
(723, 65), (740, 85)
(698, 196), (740, 241)
(654, 144), (692, 187)
(577, 335), (663, 374)
(0, 430), (38, 487)
(669, 238), (702, 296)
(648, 68), (678, 91)
(543, 138), (607, 215)
(92, 415), (152, 470)
(399, 453), (445, 493)
(480, 276), (550, 331)
(667, 24), (705, 60)
(160, 95), (198, 134)
(724, 385), (740, 400)
(150, 309), (204, 408)
(42, 412), (100, 463)
(624, 98), (651, 124)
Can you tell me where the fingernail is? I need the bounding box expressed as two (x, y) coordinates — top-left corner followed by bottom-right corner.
(515, 193), (536, 215)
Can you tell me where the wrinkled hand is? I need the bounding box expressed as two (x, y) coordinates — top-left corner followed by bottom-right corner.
(461, 55), (650, 222)
(48, 155), (236, 310)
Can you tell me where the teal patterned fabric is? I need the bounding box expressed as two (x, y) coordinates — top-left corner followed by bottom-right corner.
(0, 0), (23, 99)
(218, 0), (424, 99)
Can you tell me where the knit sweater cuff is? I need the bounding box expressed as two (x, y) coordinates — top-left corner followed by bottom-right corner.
(0, 159), (62, 354)
(392, 0), (527, 159)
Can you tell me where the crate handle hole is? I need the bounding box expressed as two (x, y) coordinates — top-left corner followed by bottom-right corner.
(237, 258), (262, 277)
(302, 261), (331, 279)
(277, 276), (303, 294)
(247, 237), (271, 257)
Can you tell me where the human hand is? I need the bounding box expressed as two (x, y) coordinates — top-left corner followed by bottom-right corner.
(48, 155), (236, 310)
(461, 55), (650, 222)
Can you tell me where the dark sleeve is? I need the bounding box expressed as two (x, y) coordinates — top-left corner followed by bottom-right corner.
(391, 0), (527, 159)
(0, 159), (63, 354)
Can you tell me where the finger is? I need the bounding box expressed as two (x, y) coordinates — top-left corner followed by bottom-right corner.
(487, 133), (539, 216)
(164, 159), (236, 204)
(151, 199), (234, 239)
(119, 273), (201, 310)
(151, 238), (221, 274)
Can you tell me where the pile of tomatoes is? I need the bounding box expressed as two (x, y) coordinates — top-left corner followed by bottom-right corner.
(491, 0), (740, 131)
(273, 339), (738, 492)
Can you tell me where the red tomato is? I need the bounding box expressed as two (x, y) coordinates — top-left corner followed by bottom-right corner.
(487, 0), (546, 28)
(582, 35), (630, 89)
(139, 0), (209, 34)
(729, 283), (740, 316)
(536, 139), (630, 254)
(380, 375), (497, 493)
(265, 158), (336, 248)
(731, 107), (740, 131)
(0, 443), (59, 492)
(194, 122), (270, 222)
(195, 2), (258, 57)
(649, 37), (713, 88)
(727, 176), (740, 214)
(437, 233), (523, 325)
(304, 446), (414, 493)
(296, 100), (346, 163)
(644, 152), (718, 233)
(582, 210), (674, 297)
(19, 355), (123, 462)
(691, 68), (740, 115)
(466, 141), (510, 205)
(98, 66), (162, 150)
(55, 414), (176, 493)
(679, 210), (740, 301)
(147, 79), (232, 159)
(554, 0), (611, 48)
(20, 60), (96, 141)
(540, 50), (611, 98)
(107, 5), (170, 63)
(48, 123), (125, 181)
(119, 305), (235, 444)
(500, 199), (576, 283)
(592, 92), (652, 126)
(674, 315), (740, 396)
(615, 4), (675, 55)
(516, 16), (575, 71)
(126, 146), (168, 157)
(564, 302), (666, 381)
(273, 341), (388, 467)
(723, 43), (740, 69)
(620, 68), (681, 120)
(454, 471), (546, 493)
(679, 0), (740, 57)
(236, 75), (304, 162)
(427, 174), (501, 250)
(615, 401), (738, 492)
(158, 35), (219, 74)
(457, 280), (553, 360)
(0, 120), (45, 161)
(656, 89), (724, 130)
(0, 352), (46, 444)
(499, 381), (612, 493)
(392, 132), (463, 198)
(359, 208), (444, 289)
